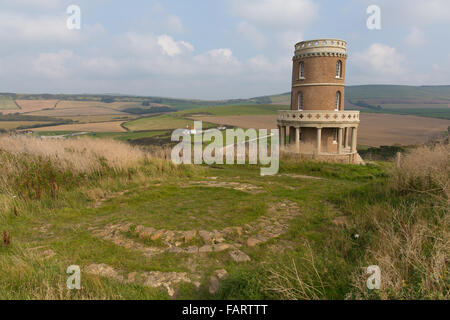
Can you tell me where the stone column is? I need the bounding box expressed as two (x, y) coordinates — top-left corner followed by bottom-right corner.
(295, 127), (301, 153)
(281, 125), (286, 146)
(351, 127), (358, 153)
(286, 125), (290, 144)
(277, 125), (281, 146)
(337, 127), (343, 154)
(316, 127), (322, 154)
(344, 127), (349, 148)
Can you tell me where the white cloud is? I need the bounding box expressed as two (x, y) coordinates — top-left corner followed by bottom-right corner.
(404, 27), (426, 46)
(157, 34), (194, 56)
(354, 43), (406, 76)
(0, 11), (82, 44)
(166, 15), (184, 33)
(33, 50), (74, 79)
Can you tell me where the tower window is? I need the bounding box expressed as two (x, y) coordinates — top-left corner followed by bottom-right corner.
(298, 92), (303, 110)
(299, 62), (305, 79)
(336, 60), (342, 78)
(335, 91), (341, 111)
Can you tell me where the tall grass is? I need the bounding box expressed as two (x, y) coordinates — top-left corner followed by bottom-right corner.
(265, 143), (449, 300)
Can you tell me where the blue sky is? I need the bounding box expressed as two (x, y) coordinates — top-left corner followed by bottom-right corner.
(1, 0), (450, 99)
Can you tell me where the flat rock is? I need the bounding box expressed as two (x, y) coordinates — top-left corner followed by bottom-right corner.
(151, 230), (165, 240)
(199, 230), (213, 242)
(229, 250), (251, 262)
(209, 275), (220, 294)
(199, 245), (213, 253)
(184, 230), (197, 243)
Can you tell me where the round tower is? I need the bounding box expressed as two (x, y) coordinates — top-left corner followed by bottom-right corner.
(291, 39), (347, 111)
(277, 38), (361, 164)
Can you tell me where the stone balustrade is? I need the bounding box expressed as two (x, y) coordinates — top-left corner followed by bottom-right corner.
(278, 110), (360, 127)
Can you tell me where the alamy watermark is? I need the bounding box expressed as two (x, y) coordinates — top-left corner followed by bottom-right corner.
(367, 5), (381, 30)
(171, 121), (279, 176)
(66, 265), (81, 290)
(366, 265), (381, 290)
(67, 5), (81, 30)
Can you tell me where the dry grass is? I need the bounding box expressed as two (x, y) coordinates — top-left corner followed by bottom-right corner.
(349, 204), (449, 299)
(348, 144), (450, 299)
(263, 242), (326, 300)
(0, 135), (145, 174)
(393, 143), (449, 204)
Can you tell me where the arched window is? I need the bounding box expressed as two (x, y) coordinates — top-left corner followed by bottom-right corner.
(336, 60), (342, 78)
(335, 91), (341, 111)
(299, 61), (305, 79)
(298, 92), (303, 110)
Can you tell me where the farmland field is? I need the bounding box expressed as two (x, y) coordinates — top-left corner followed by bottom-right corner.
(0, 95), (18, 110)
(0, 121), (53, 130)
(32, 121), (127, 132)
(15, 99), (59, 111)
(55, 100), (143, 110)
(29, 107), (129, 117)
(191, 113), (450, 146)
(124, 114), (198, 131)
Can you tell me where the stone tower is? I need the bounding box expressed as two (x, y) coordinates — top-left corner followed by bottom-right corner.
(277, 39), (362, 164)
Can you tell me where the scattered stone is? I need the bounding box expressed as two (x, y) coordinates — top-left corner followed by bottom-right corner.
(214, 243), (232, 252)
(141, 271), (191, 297)
(85, 263), (123, 281)
(185, 246), (199, 254)
(184, 230), (197, 243)
(199, 230), (212, 242)
(164, 230), (175, 242)
(138, 227), (155, 239)
(168, 247), (183, 253)
(229, 250), (251, 262)
(199, 245), (213, 253)
(215, 269), (228, 279)
(209, 275), (220, 294)
(247, 237), (262, 247)
(151, 230), (165, 240)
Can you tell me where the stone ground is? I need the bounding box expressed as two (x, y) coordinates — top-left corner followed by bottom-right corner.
(84, 179), (302, 296)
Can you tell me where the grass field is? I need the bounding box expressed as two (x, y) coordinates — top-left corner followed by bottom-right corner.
(0, 121), (54, 130)
(124, 114), (198, 131)
(0, 136), (447, 299)
(0, 95), (18, 110)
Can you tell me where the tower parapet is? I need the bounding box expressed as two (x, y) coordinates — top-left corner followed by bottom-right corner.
(294, 39), (347, 58)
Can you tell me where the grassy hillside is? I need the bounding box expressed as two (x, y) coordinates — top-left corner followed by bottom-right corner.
(0, 135), (447, 299)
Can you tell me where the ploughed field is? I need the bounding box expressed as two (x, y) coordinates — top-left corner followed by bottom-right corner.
(191, 113), (450, 147)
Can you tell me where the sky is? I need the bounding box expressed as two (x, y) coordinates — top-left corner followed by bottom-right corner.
(1, 0), (450, 99)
